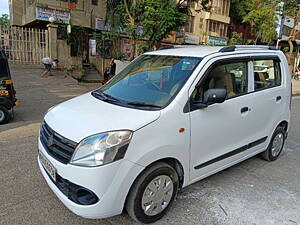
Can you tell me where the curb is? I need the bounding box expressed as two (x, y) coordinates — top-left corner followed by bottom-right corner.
(292, 92), (300, 97)
(79, 80), (101, 84)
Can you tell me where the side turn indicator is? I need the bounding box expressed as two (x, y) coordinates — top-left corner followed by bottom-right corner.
(179, 128), (185, 133)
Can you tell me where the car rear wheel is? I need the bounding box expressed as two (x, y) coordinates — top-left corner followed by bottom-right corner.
(261, 126), (286, 161)
(125, 162), (179, 223)
(0, 105), (11, 125)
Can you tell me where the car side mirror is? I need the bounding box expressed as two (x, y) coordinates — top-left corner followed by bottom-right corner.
(192, 88), (227, 109)
(204, 88), (227, 104)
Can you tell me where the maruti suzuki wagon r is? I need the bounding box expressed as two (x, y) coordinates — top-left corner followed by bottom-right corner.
(38, 45), (291, 223)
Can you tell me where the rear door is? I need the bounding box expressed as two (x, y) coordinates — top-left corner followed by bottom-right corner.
(249, 55), (285, 144)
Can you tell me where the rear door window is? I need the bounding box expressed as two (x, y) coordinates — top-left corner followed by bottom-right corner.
(253, 59), (281, 91)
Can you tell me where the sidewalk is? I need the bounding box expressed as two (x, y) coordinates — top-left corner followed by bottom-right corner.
(292, 79), (300, 96)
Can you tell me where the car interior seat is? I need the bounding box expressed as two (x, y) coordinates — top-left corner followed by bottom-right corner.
(211, 65), (236, 97)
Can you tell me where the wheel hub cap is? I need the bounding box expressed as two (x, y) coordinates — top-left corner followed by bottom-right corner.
(141, 175), (173, 216)
(271, 133), (284, 157)
(0, 110), (4, 122)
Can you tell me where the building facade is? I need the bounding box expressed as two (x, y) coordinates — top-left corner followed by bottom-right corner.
(183, 0), (231, 45)
(276, 15), (300, 73)
(278, 17), (300, 42)
(9, 0), (106, 29)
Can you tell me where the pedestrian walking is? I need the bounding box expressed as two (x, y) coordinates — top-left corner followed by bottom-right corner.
(41, 57), (59, 77)
(104, 67), (110, 81)
(109, 58), (116, 77)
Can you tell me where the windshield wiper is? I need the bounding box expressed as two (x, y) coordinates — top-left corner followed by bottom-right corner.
(127, 101), (162, 109)
(92, 91), (120, 102)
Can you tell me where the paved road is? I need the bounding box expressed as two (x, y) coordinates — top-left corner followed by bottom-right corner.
(1, 65), (300, 225)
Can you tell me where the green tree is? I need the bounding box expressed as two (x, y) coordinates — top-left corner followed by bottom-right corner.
(243, 0), (278, 44)
(0, 14), (10, 27)
(228, 32), (244, 45)
(282, 0), (300, 65)
(139, 0), (186, 49)
(115, 0), (186, 59)
(229, 0), (251, 24)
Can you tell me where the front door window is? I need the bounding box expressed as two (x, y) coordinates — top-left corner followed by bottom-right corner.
(192, 61), (248, 102)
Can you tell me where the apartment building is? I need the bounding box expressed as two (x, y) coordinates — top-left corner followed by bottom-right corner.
(183, 0), (231, 45)
(9, 0), (105, 29)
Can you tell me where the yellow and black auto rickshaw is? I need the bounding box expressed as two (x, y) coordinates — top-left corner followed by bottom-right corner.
(0, 49), (19, 124)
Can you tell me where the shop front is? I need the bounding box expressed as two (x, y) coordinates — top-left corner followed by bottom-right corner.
(207, 36), (228, 46)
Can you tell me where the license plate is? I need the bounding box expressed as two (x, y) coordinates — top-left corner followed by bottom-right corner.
(39, 151), (56, 182)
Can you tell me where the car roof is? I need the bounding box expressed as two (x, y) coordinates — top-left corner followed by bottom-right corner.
(145, 45), (280, 58)
(145, 46), (223, 58)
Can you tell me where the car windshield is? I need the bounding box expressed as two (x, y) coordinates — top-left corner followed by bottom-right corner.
(94, 55), (201, 109)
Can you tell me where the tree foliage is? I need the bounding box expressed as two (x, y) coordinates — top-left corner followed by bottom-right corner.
(229, 0), (251, 24)
(0, 14), (10, 27)
(242, 0), (278, 44)
(282, 0), (300, 40)
(283, 0), (300, 20)
(281, 0), (300, 66)
(111, 0), (186, 58)
(228, 32), (244, 45)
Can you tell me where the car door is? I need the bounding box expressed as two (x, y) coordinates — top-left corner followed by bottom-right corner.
(188, 57), (257, 181)
(249, 56), (286, 145)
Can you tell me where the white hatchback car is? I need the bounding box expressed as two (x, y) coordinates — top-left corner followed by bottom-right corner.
(38, 45), (291, 223)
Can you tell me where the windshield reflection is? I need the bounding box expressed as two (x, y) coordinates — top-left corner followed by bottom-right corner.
(95, 55), (202, 109)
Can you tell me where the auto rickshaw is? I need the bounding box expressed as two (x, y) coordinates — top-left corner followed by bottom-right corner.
(0, 49), (19, 124)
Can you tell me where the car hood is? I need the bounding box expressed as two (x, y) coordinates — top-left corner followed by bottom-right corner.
(44, 92), (160, 143)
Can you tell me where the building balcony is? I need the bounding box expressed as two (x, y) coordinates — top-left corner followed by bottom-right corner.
(208, 13), (230, 24)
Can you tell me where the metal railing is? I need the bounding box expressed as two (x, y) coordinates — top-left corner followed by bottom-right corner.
(0, 26), (49, 64)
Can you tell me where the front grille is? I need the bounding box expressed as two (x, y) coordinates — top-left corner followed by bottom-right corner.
(40, 121), (77, 164)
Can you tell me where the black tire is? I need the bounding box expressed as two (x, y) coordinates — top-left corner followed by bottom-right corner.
(261, 126), (286, 161)
(125, 162), (179, 224)
(0, 105), (11, 125)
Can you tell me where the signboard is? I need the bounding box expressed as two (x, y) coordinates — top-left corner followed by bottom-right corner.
(185, 34), (200, 45)
(122, 40), (133, 55)
(89, 39), (97, 56)
(162, 31), (176, 44)
(208, 36), (228, 46)
(36, 7), (70, 24)
(95, 18), (105, 31)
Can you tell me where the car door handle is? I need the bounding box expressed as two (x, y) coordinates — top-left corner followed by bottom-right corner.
(276, 96), (282, 101)
(241, 107), (250, 113)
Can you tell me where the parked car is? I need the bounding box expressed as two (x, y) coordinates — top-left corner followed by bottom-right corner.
(38, 45), (291, 223)
(0, 50), (19, 124)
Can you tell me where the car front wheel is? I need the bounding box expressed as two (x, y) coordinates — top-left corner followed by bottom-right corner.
(125, 162), (179, 223)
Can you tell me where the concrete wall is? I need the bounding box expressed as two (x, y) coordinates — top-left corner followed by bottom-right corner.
(9, 0), (24, 26)
(88, 58), (130, 78)
(56, 40), (71, 69)
(89, 57), (110, 75)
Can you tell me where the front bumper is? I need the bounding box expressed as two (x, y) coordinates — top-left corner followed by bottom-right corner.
(38, 139), (144, 219)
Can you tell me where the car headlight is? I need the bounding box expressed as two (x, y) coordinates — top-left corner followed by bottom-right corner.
(70, 130), (133, 167)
